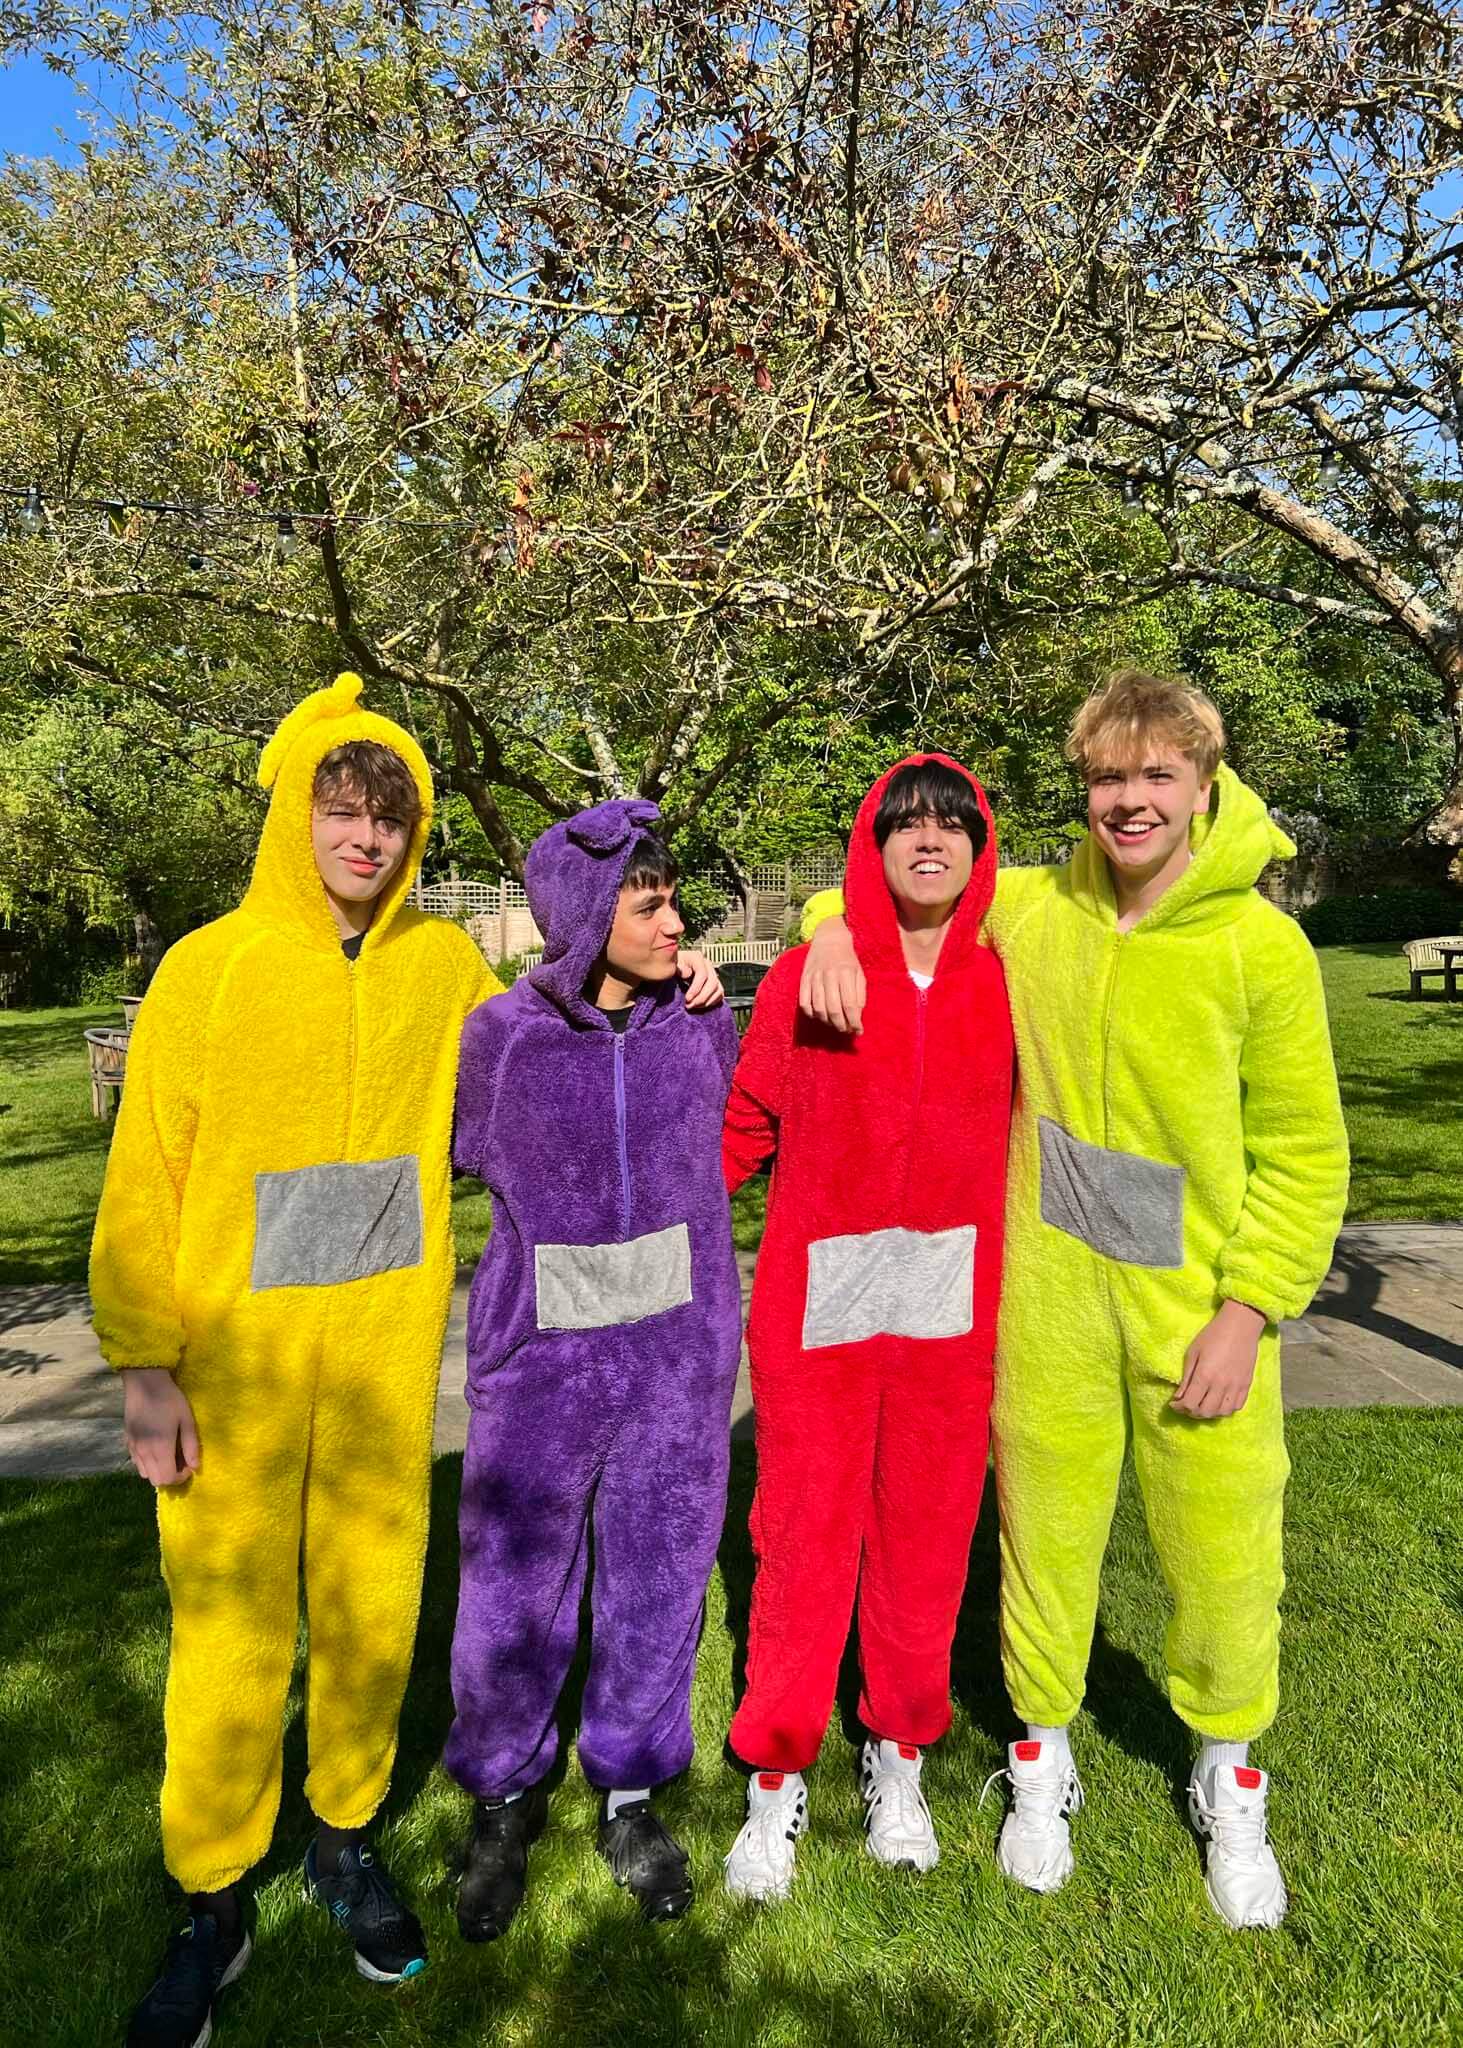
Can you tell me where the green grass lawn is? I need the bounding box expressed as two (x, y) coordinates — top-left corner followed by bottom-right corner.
(2, 944), (1456, 1289)
(1, 1409), (1459, 2047)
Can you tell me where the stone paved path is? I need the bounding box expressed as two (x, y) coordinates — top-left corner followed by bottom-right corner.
(3, 1225), (1459, 1481)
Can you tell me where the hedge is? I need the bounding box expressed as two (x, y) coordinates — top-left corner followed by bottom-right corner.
(1297, 886), (1463, 947)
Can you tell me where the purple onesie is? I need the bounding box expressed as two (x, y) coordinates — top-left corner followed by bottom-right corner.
(444, 798), (742, 1799)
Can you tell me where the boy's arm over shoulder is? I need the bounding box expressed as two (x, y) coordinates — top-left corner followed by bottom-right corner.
(721, 948), (803, 1193)
(1217, 905), (1350, 1324)
(90, 931), (219, 1371)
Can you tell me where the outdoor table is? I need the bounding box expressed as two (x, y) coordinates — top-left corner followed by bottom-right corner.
(1438, 942), (1463, 999)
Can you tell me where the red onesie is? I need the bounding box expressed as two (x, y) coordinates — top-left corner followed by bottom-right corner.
(722, 755), (1013, 1772)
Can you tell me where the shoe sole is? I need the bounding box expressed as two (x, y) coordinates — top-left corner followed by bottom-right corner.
(355, 1951), (428, 1984)
(456, 1907), (518, 1944)
(995, 1841), (1073, 1893)
(183, 1933), (252, 2048)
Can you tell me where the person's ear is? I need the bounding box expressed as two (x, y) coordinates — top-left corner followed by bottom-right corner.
(1194, 778), (1214, 815)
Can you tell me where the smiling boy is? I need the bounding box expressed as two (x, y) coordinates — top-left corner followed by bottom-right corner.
(720, 756), (1012, 1901)
(801, 672), (1348, 1929)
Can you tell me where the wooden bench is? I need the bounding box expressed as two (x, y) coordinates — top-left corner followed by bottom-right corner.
(84, 1027), (131, 1119)
(1403, 936), (1463, 998)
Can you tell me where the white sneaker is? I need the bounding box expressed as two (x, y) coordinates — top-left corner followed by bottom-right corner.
(1188, 1763), (1288, 1929)
(986, 1738), (1084, 1893)
(723, 1770), (808, 1903)
(860, 1740), (940, 1872)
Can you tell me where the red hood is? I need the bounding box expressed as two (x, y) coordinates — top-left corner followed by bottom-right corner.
(843, 752), (998, 976)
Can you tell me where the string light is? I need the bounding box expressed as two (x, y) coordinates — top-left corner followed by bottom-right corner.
(17, 482), (43, 533)
(1119, 479), (1143, 518)
(1318, 446), (1342, 482)
(276, 514), (300, 560)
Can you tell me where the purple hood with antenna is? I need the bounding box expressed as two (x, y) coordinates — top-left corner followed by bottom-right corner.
(452, 798), (742, 1384)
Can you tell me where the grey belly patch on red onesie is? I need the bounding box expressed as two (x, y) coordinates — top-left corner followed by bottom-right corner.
(802, 1225), (977, 1349)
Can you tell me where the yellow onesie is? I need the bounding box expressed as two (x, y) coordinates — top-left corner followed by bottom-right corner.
(90, 675), (500, 1892)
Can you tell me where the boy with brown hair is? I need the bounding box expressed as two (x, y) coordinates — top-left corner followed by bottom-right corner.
(801, 670), (1349, 1929)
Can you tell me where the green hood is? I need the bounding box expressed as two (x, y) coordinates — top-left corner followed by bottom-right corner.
(1067, 763), (1293, 934)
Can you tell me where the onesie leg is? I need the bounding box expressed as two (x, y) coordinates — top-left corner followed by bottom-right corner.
(857, 1347), (992, 1748)
(157, 1360), (309, 1893)
(993, 1341), (1128, 1728)
(444, 1360), (606, 1799)
(577, 1359), (735, 1789)
(301, 1340), (439, 1831)
(1127, 1330), (1289, 1742)
(729, 1345), (879, 1773)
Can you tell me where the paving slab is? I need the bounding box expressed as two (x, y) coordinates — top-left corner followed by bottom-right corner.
(2, 1228), (1459, 1482)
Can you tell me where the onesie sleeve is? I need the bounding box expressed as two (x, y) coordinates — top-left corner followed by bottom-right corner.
(800, 886), (845, 941)
(89, 943), (208, 1372)
(452, 997), (511, 1182)
(721, 951), (800, 1194)
(1217, 916), (1350, 1324)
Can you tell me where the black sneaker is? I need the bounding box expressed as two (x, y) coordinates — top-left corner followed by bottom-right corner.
(597, 1800), (694, 1922)
(456, 1779), (549, 1943)
(126, 1913), (251, 2048)
(303, 1839), (427, 1984)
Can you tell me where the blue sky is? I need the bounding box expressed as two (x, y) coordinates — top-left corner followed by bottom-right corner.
(0, 50), (118, 160)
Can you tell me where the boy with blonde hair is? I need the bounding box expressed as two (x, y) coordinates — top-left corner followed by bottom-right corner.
(801, 669), (1349, 1929)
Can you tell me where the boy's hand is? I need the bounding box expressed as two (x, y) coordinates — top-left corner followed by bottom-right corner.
(677, 951), (725, 1010)
(123, 1367), (202, 1486)
(1170, 1301), (1266, 1419)
(799, 915), (865, 1034)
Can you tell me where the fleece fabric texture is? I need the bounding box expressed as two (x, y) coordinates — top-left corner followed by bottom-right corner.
(724, 756), (1013, 1773)
(90, 674), (501, 1891)
(446, 798), (742, 1799)
(804, 764), (1349, 1740)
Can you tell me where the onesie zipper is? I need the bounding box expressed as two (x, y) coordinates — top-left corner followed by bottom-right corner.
(903, 983), (928, 1200)
(343, 949), (359, 1156)
(1098, 930), (1125, 1151)
(612, 1030), (630, 1233)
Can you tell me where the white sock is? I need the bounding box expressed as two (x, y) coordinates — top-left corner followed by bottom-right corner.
(748, 1768), (804, 1806)
(1198, 1740), (1250, 1777)
(875, 1738), (922, 1775)
(606, 1787), (650, 1819)
(1024, 1723), (1072, 1763)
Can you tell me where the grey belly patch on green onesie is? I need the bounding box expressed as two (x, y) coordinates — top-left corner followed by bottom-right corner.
(251, 1155), (425, 1289)
(1038, 1117), (1184, 1269)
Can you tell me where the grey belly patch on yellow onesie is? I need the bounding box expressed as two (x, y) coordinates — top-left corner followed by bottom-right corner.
(251, 1155), (425, 1289)
(1038, 1118), (1184, 1269)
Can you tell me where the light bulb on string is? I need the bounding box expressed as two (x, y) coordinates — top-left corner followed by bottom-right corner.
(276, 514), (299, 560)
(1119, 479), (1144, 519)
(18, 483), (44, 534)
(186, 548), (206, 572)
(1318, 446), (1342, 483)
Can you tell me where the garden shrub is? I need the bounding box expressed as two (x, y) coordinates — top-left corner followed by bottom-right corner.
(1298, 886), (1462, 947)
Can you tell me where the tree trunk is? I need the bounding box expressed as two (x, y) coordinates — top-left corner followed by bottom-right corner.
(133, 907), (166, 987)
(1419, 644), (1463, 876)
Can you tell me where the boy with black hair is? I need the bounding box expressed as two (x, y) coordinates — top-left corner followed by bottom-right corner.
(800, 672), (1349, 1929)
(446, 799), (743, 1934)
(719, 755), (1013, 1902)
